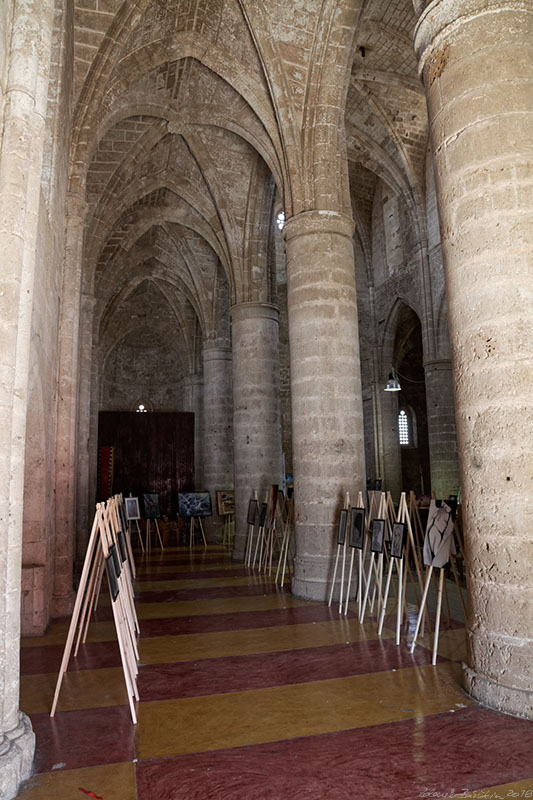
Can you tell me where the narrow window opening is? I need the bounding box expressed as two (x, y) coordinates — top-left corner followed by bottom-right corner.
(398, 409), (410, 445)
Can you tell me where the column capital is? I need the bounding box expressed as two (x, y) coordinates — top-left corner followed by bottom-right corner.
(283, 210), (354, 243)
(202, 344), (232, 364)
(230, 301), (279, 325)
(415, 0), (532, 71)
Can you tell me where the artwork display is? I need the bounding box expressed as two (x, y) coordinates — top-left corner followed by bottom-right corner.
(124, 496), (140, 520)
(423, 499), (456, 568)
(178, 492), (213, 518)
(258, 502), (268, 527)
(105, 554), (119, 602)
(109, 542), (121, 579)
(247, 499), (258, 526)
(117, 530), (128, 563)
(370, 518), (386, 554)
(337, 508), (348, 545)
(143, 493), (160, 519)
(390, 522), (406, 559)
(217, 490), (235, 516)
(348, 507), (365, 549)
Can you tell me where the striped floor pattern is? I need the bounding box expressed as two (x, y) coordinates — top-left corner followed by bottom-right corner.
(18, 545), (533, 799)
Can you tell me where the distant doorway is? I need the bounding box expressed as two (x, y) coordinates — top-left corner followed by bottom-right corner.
(97, 411), (194, 517)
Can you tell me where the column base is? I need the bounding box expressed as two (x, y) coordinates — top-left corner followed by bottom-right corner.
(51, 590), (75, 617)
(291, 554), (335, 602)
(0, 712), (35, 800)
(463, 664), (533, 720)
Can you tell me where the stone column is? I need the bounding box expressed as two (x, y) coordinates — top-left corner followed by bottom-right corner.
(231, 302), (282, 559)
(0, 0), (55, 795)
(201, 345), (234, 541)
(284, 211), (366, 600)
(183, 372), (203, 489)
(75, 294), (96, 570)
(380, 387), (403, 499)
(424, 359), (459, 498)
(53, 192), (87, 616)
(415, 0), (533, 717)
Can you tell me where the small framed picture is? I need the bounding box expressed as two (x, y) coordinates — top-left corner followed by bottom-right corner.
(349, 507), (365, 549)
(143, 493), (160, 519)
(109, 542), (122, 579)
(178, 492), (213, 518)
(370, 518), (386, 554)
(105, 554), (119, 602)
(337, 508), (348, 545)
(390, 522), (406, 559)
(247, 499), (258, 526)
(125, 496), (140, 520)
(117, 530), (128, 563)
(258, 502), (268, 527)
(217, 490), (235, 516)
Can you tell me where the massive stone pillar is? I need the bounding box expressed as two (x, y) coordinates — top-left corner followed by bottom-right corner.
(54, 194), (87, 601)
(183, 372), (204, 489)
(201, 345), (234, 541)
(424, 359), (460, 498)
(415, 0), (533, 717)
(231, 302), (282, 559)
(0, 1), (55, 796)
(284, 211), (366, 600)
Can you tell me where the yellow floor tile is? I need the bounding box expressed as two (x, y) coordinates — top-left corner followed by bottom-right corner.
(449, 778), (533, 798)
(412, 626), (467, 662)
(139, 617), (389, 664)
(136, 575), (273, 592)
(21, 620), (118, 648)
(136, 661), (470, 759)
(20, 667), (129, 714)
(17, 762), (136, 800)
(136, 592), (315, 619)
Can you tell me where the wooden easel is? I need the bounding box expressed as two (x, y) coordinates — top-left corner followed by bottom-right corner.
(222, 513), (235, 547)
(327, 493), (350, 609)
(245, 491), (259, 567)
(275, 493), (294, 587)
(145, 517), (164, 551)
(51, 501), (139, 723)
(359, 492), (388, 623)
(252, 490), (269, 569)
(343, 491), (365, 616)
(378, 492), (412, 645)
(189, 515), (207, 548)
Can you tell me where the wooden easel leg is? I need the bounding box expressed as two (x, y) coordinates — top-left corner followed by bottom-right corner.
(359, 552), (376, 623)
(328, 544), (341, 607)
(432, 568), (445, 665)
(396, 557), (403, 646)
(155, 519), (164, 551)
(378, 556), (395, 635)
(135, 520), (144, 553)
(343, 549), (355, 616)
(199, 518), (207, 547)
(410, 566), (434, 653)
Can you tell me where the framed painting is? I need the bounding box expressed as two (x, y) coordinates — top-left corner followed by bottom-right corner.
(390, 522), (406, 559)
(370, 518), (386, 554)
(348, 507), (365, 549)
(258, 502), (268, 527)
(337, 508), (348, 545)
(124, 496), (140, 521)
(216, 490), (235, 516)
(143, 493), (160, 519)
(105, 554), (119, 602)
(117, 529), (128, 563)
(247, 498), (258, 526)
(178, 492), (213, 518)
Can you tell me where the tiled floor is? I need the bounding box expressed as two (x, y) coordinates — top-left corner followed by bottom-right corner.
(17, 545), (533, 799)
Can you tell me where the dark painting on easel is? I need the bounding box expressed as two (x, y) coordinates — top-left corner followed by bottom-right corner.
(337, 509), (348, 545)
(349, 507), (365, 549)
(143, 493), (160, 519)
(105, 554), (119, 602)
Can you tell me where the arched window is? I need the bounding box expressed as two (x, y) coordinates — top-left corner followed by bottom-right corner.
(398, 407), (417, 447)
(276, 210), (286, 231)
(398, 409), (410, 445)
(136, 403), (148, 413)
